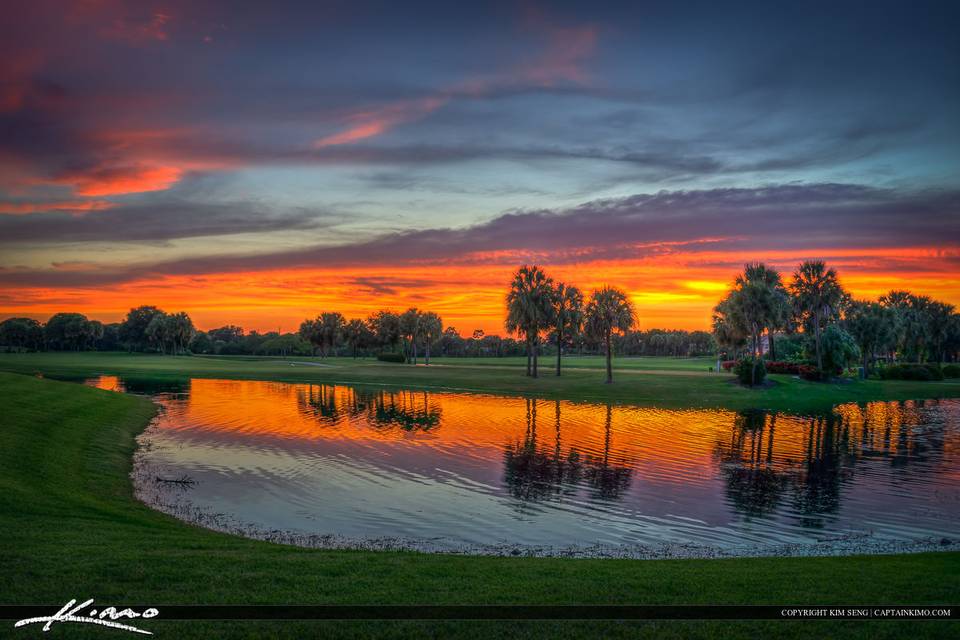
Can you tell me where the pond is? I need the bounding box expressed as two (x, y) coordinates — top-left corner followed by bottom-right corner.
(88, 376), (960, 556)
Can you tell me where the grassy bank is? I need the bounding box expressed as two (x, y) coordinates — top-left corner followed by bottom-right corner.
(1, 371), (957, 638)
(2, 351), (960, 414)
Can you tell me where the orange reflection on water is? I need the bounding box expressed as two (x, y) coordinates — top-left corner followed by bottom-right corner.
(133, 379), (958, 496)
(87, 376), (960, 547)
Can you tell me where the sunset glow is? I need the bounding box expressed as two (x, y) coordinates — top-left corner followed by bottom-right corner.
(2, 1), (957, 334)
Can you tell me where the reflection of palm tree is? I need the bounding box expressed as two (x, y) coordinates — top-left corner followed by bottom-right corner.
(503, 399), (584, 502)
(717, 410), (789, 519)
(369, 390), (441, 431)
(298, 384), (339, 419)
(792, 415), (846, 526)
(583, 404), (633, 500)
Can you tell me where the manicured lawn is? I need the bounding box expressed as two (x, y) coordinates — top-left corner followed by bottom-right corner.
(1, 371), (957, 638)
(2, 351), (960, 414)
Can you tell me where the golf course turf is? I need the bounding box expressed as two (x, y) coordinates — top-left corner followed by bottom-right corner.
(2, 351), (960, 414)
(1, 355), (959, 638)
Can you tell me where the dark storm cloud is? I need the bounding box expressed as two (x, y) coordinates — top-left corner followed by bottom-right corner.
(3, 183), (956, 287)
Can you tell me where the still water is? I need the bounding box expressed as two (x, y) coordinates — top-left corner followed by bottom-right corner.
(90, 376), (960, 551)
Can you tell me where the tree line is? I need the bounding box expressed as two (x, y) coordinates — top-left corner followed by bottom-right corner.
(713, 260), (960, 384)
(0, 305), (712, 362)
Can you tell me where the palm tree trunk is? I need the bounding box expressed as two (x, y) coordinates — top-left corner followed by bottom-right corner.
(768, 328), (776, 360)
(425, 340), (431, 365)
(533, 335), (540, 378)
(814, 309), (823, 373)
(412, 340), (417, 365)
(556, 325), (562, 376)
(526, 337), (531, 376)
(605, 333), (613, 383)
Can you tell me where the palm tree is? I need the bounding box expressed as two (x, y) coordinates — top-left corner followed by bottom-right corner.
(844, 300), (896, 376)
(585, 286), (637, 383)
(927, 301), (956, 365)
(505, 265), (554, 377)
(367, 310), (401, 353)
(420, 312), (443, 365)
(301, 312), (345, 358)
(712, 292), (749, 359)
(735, 263), (788, 360)
(550, 282), (583, 376)
(318, 312), (345, 357)
(400, 307), (422, 364)
(343, 318), (371, 358)
(789, 261), (844, 374)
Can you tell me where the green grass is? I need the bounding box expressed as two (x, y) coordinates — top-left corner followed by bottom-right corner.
(2, 351), (960, 414)
(1, 371), (958, 638)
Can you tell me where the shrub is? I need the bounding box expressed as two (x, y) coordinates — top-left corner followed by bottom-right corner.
(764, 361), (801, 375)
(797, 364), (821, 381)
(879, 364), (943, 381)
(376, 352), (406, 363)
(943, 364), (960, 379)
(721, 360), (737, 371)
(734, 357), (766, 386)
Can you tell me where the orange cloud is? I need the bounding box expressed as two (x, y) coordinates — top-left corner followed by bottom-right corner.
(0, 199), (115, 215)
(314, 97), (446, 148)
(52, 164), (183, 196)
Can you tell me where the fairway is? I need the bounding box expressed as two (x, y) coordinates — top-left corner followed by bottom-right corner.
(3, 352), (960, 415)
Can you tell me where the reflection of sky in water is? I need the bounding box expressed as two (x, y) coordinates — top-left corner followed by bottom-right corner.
(91, 376), (960, 549)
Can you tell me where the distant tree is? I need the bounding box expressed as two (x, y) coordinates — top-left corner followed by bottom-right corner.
(944, 314), (960, 363)
(479, 333), (503, 357)
(400, 308), (423, 363)
(189, 331), (214, 354)
(300, 312), (344, 358)
(903, 295), (933, 362)
(550, 282), (584, 376)
(585, 286), (637, 383)
(926, 301), (956, 365)
(844, 300), (896, 375)
(343, 318), (374, 358)
(420, 312), (443, 365)
(97, 322), (122, 351)
(879, 290), (912, 361)
(45, 312), (98, 351)
(505, 265), (554, 377)
(119, 306), (164, 351)
(259, 333), (312, 357)
(790, 261), (846, 375)
(439, 326), (465, 356)
(367, 310), (401, 353)
(144, 312), (171, 353)
(0, 317), (43, 351)
(167, 312), (195, 354)
(88, 320), (104, 349)
(208, 325), (245, 344)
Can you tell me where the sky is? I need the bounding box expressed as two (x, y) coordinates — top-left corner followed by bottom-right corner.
(1, 0), (958, 334)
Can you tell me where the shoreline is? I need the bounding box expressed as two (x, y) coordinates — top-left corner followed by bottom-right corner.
(131, 413), (955, 561)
